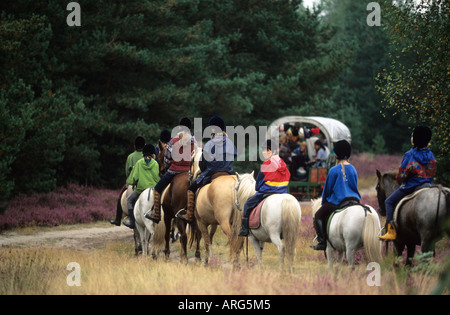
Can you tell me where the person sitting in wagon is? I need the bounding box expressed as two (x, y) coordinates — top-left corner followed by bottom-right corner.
(238, 139), (291, 237)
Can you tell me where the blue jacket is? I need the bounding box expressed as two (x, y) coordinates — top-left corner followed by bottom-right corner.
(322, 164), (361, 206)
(196, 135), (237, 185)
(396, 148), (436, 190)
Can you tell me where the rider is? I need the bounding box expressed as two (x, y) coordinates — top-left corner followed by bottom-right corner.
(379, 126), (436, 241)
(310, 139), (361, 251)
(146, 118), (197, 224)
(177, 115), (237, 223)
(110, 136), (145, 226)
(238, 139), (291, 237)
(123, 144), (160, 228)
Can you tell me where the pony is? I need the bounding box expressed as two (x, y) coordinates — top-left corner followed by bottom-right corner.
(195, 173), (244, 265)
(118, 187), (143, 255)
(233, 172), (302, 272)
(311, 198), (382, 270)
(154, 144), (202, 263)
(376, 170), (450, 265)
(133, 188), (166, 257)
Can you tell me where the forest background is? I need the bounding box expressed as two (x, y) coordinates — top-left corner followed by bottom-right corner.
(0, 0), (448, 209)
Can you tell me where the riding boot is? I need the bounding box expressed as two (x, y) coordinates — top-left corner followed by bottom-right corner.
(145, 190), (161, 223)
(238, 218), (249, 237)
(123, 209), (135, 229)
(310, 219), (327, 250)
(110, 198), (123, 226)
(178, 190), (195, 223)
(378, 222), (397, 241)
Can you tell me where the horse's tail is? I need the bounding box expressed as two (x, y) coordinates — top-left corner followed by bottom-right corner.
(230, 201), (244, 256)
(363, 208), (382, 263)
(281, 196), (301, 266)
(152, 210), (166, 251)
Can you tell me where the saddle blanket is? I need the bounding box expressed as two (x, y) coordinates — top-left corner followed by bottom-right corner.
(249, 199), (266, 229)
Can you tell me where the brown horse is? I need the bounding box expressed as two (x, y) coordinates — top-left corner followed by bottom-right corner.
(376, 170), (450, 265)
(156, 143), (202, 263)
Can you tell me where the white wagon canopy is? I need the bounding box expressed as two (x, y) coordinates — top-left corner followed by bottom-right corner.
(267, 116), (352, 151)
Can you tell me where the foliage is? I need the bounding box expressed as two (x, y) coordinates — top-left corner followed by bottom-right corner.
(0, 0), (340, 205)
(319, 0), (410, 153)
(376, 0), (450, 185)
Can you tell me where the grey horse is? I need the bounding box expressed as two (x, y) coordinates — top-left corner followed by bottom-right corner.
(376, 170), (450, 265)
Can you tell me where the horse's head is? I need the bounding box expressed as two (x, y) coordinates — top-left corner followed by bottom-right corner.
(190, 144), (203, 181)
(235, 171), (256, 208)
(375, 169), (399, 216)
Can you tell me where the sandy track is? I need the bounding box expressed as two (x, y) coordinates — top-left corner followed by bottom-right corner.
(0, 225), (134, 251)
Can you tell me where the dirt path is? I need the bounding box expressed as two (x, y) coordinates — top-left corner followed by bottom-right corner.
(0, 225), (134, 250)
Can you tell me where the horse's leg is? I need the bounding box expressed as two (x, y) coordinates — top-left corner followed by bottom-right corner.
(135, 224), (146, 256)
(393, 241), (405, 266)
(197, 220), (211, 265)
(346, 246), (356, 270)
(271, 234), (285, 271)
(249, 236), (263, 267)
(178, 221), (188, 264)
(326, 245), (335, 272)
(164, 215), (171, 260)
(194, 228), (202, 262)
(405, 243), (416, 266)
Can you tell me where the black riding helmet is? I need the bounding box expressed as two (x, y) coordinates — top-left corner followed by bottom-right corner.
(142, 144), (155, 157)
(412, 126), (432, 148)
(334, 140), (351, 160)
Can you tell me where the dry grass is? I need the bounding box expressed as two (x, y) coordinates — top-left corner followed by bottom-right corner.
(1, 203), (447, 295)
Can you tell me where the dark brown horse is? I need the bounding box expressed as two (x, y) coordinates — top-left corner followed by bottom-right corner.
(157, 143), (201, 263)
(376, 170), (450, 265)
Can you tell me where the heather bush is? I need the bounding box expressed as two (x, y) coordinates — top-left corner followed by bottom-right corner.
(0, 184), (116, 232)
(351, 153), (402, 178)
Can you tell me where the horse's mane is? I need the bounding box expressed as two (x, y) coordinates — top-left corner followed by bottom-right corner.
(235, 172), (256, 207)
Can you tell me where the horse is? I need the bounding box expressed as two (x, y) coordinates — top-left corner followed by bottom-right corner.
(117, 187), (143, 255)
(153, 144), (202, 263)
(133, 188), (166, 257)
(195, 173), (244, 265)
(233, 172), (302, 272)
(375, 170), (450, 265)
(311, 198), (382, 270)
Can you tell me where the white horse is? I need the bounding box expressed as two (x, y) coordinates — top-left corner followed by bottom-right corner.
(234, 172), (302, 272)
(311, 198), (382, 270)
(134, 188), (166, 257)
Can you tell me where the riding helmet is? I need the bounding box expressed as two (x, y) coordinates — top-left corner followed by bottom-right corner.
(179, 117), (192, 129)
(208, 115), (226, 131)
(159, 129), (171, 143)
(412, 126), (432, 148)
(134, 136), (145, 150)
(334, 140), (351, 160)
(142, 144), (155, 157)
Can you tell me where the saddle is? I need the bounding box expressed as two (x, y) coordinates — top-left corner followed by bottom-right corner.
(249, 199), (268, 229)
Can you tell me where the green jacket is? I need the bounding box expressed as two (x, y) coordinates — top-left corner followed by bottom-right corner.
(125, 150), (143, 184)
(128, 158), (160, 194)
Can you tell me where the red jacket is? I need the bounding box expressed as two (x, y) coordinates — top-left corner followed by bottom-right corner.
(165, 134), (195, 172)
